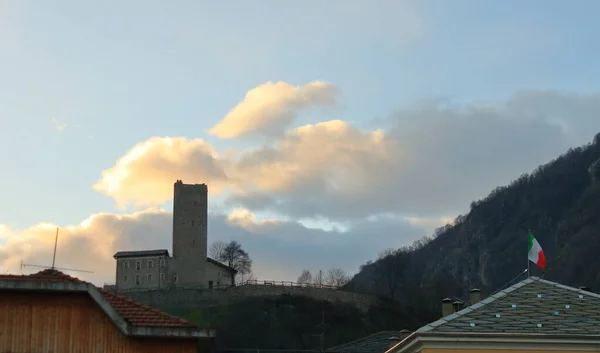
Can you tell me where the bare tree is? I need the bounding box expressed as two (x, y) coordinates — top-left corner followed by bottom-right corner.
(236, 270), (256, 285)
(297, 269), (313, 284)
(325, 268), (351, 287)
(313, 269), (324, 287)
(215, 240), (252, 286)
(209, 241), (227, 259)
(375, 247), (410, 299)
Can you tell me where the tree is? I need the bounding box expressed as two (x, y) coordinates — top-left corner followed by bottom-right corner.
(209, 240), (227, 259)
(325, 268), (351, 287)
(297, 269), (313, 284)
(313, 270), (324, 286)
(236, 270), (256, 285)
(212, 240), (252, 286)
(375, 248), (410, 299)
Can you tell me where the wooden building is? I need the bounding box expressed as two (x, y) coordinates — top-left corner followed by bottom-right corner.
(0, 269), (215, 353)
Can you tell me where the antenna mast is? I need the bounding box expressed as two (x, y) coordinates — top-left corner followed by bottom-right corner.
(20, 227), (94, 274)
(52, 227), (59, 269)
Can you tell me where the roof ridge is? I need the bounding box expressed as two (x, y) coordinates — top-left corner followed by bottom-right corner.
(417, 276), (538, 333)
(536, 277), (600, 299)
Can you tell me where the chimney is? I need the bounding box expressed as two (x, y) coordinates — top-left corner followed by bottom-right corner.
(388, 336), (400, 349)
(452, 300), (463, 312)
(579, 286), (591, 292)
(469, 288), (481, 304)
(442, 298), (453, 317)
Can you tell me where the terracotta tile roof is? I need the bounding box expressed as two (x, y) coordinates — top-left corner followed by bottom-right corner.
(329, 330), (412, 353)
(0, 269), (196, 328)
(98, 289), (196, 328)
(418, 276), (600, 335)
(0, 268), (85, 283)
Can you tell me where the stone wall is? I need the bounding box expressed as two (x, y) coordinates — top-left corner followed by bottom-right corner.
(119, 284), (379, 312)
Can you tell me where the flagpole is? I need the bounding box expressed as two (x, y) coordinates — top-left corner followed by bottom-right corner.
(527, 230), (530, 278)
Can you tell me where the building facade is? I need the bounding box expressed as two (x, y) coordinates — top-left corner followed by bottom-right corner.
(0, 269), (214, 353)
(113, 180), (235, 291)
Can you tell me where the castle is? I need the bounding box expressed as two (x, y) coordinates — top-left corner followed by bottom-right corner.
(112, 180), (235, 291)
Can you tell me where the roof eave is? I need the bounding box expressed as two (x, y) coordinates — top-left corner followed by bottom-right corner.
(0, 280), (212, 339)
(387, 331), (600, 353)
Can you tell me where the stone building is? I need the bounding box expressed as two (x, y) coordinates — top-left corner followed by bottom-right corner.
(113, 180), (235, 291)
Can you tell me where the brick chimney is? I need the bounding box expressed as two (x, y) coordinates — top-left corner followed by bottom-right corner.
(442, 298), (453, 317)
(469, 288), (481, 304)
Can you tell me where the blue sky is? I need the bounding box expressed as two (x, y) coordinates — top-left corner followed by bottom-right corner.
(2, 0), (600, 282)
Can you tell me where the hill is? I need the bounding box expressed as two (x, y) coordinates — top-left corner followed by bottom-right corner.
(167, 295), (428, 350)
(348, 132), (600, 318)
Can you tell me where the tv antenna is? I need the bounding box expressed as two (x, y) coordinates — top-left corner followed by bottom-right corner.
(20, 227), (93, 274)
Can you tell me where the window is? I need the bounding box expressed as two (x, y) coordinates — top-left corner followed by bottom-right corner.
(160, 260), (166, 268)
(192, 240), (196, 245)
(173, 275), (178, 284)
(208, 280), (213, 289)
(160, 273), (165, 281)
(147, 274), (152, 281)
(123, 275), (128, 283)
(136, 261), (141, 270)
(135, 275), (140, 285)
(217, 272), (222, 279)
(124, 261), (129, 269)
(148, 260), (154, 268)
(216, 281), (220, 287)
(191, 220), (194, 226)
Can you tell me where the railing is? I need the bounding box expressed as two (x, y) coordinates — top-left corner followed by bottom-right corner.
(239, 279), (338, 290)
(104, 279), (339, 292)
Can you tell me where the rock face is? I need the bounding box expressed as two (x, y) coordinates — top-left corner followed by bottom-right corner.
(349, 133), (600, 320)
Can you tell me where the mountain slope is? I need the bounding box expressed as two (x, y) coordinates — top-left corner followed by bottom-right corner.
(348, 132), (600, 318)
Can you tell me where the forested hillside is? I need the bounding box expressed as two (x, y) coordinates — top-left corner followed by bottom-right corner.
(348, 132), (600, 319)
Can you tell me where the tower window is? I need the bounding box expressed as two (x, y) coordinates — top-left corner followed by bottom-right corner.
(148, 260), (154, 268)
(136, 261), (141, 270)
(147, 274), (152, 281)
(160, 260), (166, 267)
(135, 275), (140, 285)
(123, 275), (128, 283)
(124, 261), (129, 269)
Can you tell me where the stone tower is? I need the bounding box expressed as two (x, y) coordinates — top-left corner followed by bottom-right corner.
(171, 180), (208, 286)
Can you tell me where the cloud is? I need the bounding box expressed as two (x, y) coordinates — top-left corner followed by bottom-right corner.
(207, 81), (338, 139)
(52, 117), (67, 131)
(0, 209), (424, 285)
(93, 137), (230, 208)
(96, 89), (600, 221)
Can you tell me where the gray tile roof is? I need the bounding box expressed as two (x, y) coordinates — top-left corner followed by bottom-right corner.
(418, 276), (600, 335)
(113, 249), (170, 258)
(328, 330), (412, 353)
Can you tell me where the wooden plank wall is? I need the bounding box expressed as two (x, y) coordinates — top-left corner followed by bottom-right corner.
(0, 291), (197, 353)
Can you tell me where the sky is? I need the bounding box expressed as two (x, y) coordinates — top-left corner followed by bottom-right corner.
(2, 0), (600, 285)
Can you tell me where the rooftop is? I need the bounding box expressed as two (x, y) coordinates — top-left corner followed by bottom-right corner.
(418, 276), (600, 335)
(328, 330), (412, 353)
(113, 249), (170, 259)
(0, 269), (212, 338)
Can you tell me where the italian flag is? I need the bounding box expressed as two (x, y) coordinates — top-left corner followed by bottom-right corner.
(528, 231), (546, 270)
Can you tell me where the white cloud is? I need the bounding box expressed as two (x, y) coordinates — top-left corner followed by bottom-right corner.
(208, 81), (338, 139)
(52, 117), (67, 131)
(0, 209), (423, 285)
(93, 137), (229, 208)
(95, 89), (600, 222)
